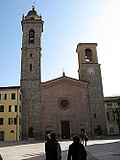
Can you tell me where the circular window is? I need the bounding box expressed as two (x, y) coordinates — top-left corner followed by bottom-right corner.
(58, 97), (70, 110)
(60, 99), (68, 108)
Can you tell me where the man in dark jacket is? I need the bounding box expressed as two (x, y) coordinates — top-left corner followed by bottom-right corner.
(67, 135), (87, 160)
(45, 133), (61, 160)
(0, 154), (3, 160)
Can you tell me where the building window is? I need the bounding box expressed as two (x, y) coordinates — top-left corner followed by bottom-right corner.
(9, 105), (13, 112)
(15, 105), (17, 112)
(0, 105), (4, 112)
(58, 97), (71, 110)
(0, 118), (4, 125)
(9, 105), (17, 112)
(9, 105), (11, 112)
(8, 118), (17, 125)
(30, 64), (32, 72)
(11, 93), (15, 100)
(0, 94), (7, 100)
(85, 48), (92, 62)
(8, 118), (14, 125)
(29, 29), (35, 44)
(30, 53), (32, 57)
(10, 130), (14, 133)
(107, 110), (115, 122)
(93, 113), (96, 118)
(8, 118), (16, 125)
(14, 118), (17, 125)
(60, 99), (68, 108)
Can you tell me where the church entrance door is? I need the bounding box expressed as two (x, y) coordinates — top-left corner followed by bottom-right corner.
(61, 121), (70, 139)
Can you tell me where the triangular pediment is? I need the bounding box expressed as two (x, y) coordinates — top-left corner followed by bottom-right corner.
(41, 76), (88, 89)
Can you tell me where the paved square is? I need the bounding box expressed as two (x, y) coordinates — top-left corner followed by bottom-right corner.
(0, 138), (120, 160)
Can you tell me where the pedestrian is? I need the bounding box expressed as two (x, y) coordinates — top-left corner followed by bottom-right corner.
(84, 133), (88, 146)
(80, 131), (85, 145)
(0, 154), (3, 160)
(45, 133), (62, 160)
(67, 135), (87, 160)
(45, 133), (51, 142)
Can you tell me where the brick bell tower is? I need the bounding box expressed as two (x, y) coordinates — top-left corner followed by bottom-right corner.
(20, 6), (43, 139)
(76, 43), (107, 135)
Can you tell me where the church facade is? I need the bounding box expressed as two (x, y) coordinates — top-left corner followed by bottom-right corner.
(21, 7), (106, 139)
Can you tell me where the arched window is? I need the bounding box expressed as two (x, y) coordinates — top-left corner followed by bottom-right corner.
(10, 130), (14, 133)
(85, 48), (92, 62)
(29, 29), (35, 43)
(107, 110), (115, 122)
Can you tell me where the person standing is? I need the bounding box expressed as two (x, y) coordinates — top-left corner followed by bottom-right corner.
(84, 133), (88, 146)
(80, 131), (85, 145)
(67, 135), (87, 160)
(0, 154), (3, 160)
(45, 133), (51, 142)
(45, 133), (62, 160)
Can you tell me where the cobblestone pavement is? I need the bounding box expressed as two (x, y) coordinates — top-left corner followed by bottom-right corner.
(0, 138), (120, 160)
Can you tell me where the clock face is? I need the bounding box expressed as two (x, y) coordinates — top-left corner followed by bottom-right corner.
(88, 67), (95, 74)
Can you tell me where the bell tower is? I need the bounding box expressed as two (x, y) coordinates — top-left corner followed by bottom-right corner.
(20, 6), (43, 139)
(76, 43), (107, 135)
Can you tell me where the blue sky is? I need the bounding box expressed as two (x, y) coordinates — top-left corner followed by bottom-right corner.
(0, 0), (120, 96)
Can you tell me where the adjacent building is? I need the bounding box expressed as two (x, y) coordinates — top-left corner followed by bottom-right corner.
(104, 96), (120, 135)
(0, 86), (21, 141)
